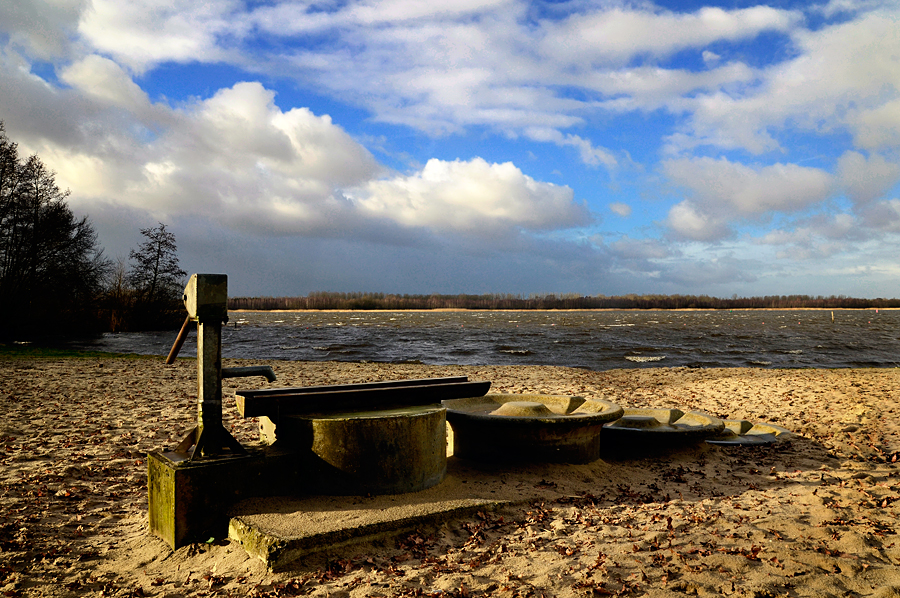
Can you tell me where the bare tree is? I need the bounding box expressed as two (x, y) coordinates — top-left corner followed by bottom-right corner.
(127, 222), (187, 306)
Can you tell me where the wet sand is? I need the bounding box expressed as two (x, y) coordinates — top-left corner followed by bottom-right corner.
(2, 357), (900, 597)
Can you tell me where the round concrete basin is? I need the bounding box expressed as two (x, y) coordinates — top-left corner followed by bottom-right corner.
(602, 408), (724, 449)
(706, 420), (793, 445)
(275, 405), (447, 495)
(442, 394), (623, 464)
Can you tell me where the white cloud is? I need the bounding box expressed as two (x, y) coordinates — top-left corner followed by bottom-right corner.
(129, 82), (384, 233)
(77, 0), (243, 73)
(814, 0), (891, 18)
(702, 50), (721, 64)
(851, 98), (900, 150)
(837, 150), (900, 205)
(589, 62), (759, 112)
(6, 62), (594, 249)
(250, 0), (516, 35)
(663, 157), (834, 217)
(13, 79), (381, 236)
(60, 54), (151, 110)
(860, 198), (900, 232)
(524, 127), (617, 168)
(610, 202), (631, 217)
(666, 200), (730, 241)
(239, 2), (800, 143)
(671, 10), (900, 154)
(56, 0), (811, 151)
(346, 0), (515, 25)
(0, 0), (85, 60)
(538, 6), (800, 67)
(355, 157), (591, 237)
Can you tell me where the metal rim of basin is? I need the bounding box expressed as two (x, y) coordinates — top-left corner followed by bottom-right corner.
(603, 408), (724, 439)
(443, 394), (624, 427)
(706, 420), (793, 446)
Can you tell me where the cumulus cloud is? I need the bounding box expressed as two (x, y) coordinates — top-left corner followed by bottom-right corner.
(837, 151), (900, 205)
(60, 54), (151, 110)
(666, 201), (730, 242)
(6, 63), (593, 249)
(354, 158), (592, 237)
(663, 157), (833, 217)
(119, 81), (384, 233)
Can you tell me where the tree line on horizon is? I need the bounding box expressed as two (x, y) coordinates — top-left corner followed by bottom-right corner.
(229, 292), (900, 311)
(0, 122), (187, 338)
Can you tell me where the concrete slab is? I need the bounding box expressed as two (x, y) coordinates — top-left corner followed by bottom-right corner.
(228, 473), (506, 571)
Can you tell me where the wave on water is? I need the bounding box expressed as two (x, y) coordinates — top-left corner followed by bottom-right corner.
(498, 348), (533, 356)
(624, 355), (666, 363)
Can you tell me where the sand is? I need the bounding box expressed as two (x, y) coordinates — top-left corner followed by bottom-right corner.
(2, 356), (900, 597)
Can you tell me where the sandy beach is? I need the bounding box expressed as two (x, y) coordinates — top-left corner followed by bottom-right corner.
(2, 356), (900, 597)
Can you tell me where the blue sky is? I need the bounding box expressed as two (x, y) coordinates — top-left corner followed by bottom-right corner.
(2, 0), (900, 298)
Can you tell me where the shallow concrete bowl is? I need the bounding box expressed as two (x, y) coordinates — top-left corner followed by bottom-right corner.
(602, 408), (725, 451)
(706, 420), (793, 446)
(442, 394), (623, 464)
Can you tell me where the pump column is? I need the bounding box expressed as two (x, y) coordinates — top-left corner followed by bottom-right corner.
(182, 273), (245, 459)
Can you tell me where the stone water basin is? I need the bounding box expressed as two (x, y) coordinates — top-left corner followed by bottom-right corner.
(442, 394), (623, 463)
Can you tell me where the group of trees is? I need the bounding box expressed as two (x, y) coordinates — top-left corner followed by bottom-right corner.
(0, 122), (187, 337)
(229, 292), (900, 312)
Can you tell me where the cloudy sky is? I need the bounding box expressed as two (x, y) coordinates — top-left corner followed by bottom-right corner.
(2, 0), (899, 298)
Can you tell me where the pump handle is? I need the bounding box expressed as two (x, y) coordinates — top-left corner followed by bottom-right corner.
(165, 315), (193, 365)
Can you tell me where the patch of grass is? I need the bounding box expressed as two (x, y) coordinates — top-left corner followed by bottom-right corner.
(0, 343), (153, 360)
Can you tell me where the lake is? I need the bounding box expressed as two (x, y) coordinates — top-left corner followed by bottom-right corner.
(72, 309), (900, 370)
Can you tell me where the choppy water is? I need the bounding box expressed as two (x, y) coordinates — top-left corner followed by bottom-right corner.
(71, 309), (900, 370)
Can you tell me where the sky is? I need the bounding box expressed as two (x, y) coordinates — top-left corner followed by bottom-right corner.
(1, 0), (900, 298)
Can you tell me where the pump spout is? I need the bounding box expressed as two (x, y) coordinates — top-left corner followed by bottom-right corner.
(222, 365), (277, 383)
